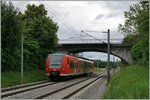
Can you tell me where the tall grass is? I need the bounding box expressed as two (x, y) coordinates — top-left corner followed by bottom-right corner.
(94, 67), (106, 72)
(1, 70), (48, 88)
(103, 65), (149, 99)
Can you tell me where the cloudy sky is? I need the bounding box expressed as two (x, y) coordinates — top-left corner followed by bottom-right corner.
(12, 1), (138, 61)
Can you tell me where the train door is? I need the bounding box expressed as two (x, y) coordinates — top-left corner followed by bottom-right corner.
(74, 61), (77, 74)
(69, 61), (74, 73)
(80, 62), (83, 72)
(77, 61), (80, 72)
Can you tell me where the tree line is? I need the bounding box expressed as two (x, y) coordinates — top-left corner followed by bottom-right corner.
(2, 1), (58, 71)
(118, 1), (149, 65)
(93, 60), (118, 68)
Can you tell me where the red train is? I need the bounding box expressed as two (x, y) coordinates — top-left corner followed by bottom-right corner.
(45, 53), (94, 79)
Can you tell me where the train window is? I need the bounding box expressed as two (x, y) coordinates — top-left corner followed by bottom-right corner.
(50, 54), (63, 68)
(77, 62), (80, 67)
(70, 62), (74, 68)
(67, 58), (69, 64)
(74, 63), (77, 68)
(84, 62), (87, 67)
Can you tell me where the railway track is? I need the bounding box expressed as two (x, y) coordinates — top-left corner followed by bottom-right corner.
(1, 80), (49, 92)
(37, 72), (107, 99)
(63, 74), (107, 99)
(1, 80), (59, 98)
(2, 71), (107, 99)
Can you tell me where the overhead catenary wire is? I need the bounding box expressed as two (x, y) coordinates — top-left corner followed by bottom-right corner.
(81, 30), (107, 44)
(38, 1), (73, 33)
(42, 1), (83, 37)
(38, 1), (83, 40)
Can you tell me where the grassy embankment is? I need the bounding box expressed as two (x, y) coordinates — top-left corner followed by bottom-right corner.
(1, 70), (48, 88)
(103, 65), (149, 99)
(94, 67), (106, 72)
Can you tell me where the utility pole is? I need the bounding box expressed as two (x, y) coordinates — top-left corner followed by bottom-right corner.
(113, 55), (115, 75)
(81, 29), (110, 83)
(107, 29), (110, 83)
(117, 59), (119, 71)
(103, 29), (110, 83)
(21, 31), (23, 83)
(97, 59), (99, 68)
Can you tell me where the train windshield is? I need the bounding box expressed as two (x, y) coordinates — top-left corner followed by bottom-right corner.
(50, 54), (63, 68)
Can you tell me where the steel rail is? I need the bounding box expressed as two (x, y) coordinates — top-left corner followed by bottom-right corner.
(35, 71), (106, 99)
(1, 81), (60, 98)
(63, 73), (107, 99)
(1, 80), (49, 92)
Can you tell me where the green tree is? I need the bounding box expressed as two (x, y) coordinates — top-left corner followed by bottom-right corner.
(118, 1), (149, 64)
(19, 4), (58, 70)
(1, 1), (22, 71)
(122, 34), (139, 45)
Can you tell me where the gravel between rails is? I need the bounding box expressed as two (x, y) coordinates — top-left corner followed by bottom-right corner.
(69, 70), (114, 99)
(1, 81), (58, 98)
(3, 71), (105, 99)
(44, 72), (107, 99)
(1, 80), (49, 92)
(70, 77), (107, 99)
(70, 69), (117, 99)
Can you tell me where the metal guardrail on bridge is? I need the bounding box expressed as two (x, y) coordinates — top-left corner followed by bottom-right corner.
(58, 39), (123, 44)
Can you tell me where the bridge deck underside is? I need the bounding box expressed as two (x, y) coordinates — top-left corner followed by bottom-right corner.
(57, 43), (132, 64)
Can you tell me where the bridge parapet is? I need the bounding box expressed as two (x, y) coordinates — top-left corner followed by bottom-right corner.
(58, 39), (123, 44)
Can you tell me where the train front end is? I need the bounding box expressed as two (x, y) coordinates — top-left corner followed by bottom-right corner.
(45, 53), (64, 79)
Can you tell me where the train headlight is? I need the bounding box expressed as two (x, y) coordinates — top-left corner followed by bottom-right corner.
(46, 68), (49, 71)
(62, 68), (65, 71)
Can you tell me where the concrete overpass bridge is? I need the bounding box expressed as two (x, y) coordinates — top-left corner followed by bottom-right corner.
(57, 39), (133, 64)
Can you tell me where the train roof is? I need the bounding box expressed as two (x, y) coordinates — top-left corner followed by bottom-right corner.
(50, 53), (64, 56)
(50, 53), (94, 63)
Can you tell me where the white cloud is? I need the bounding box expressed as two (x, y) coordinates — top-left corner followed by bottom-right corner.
(12, 1), (138, 39)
